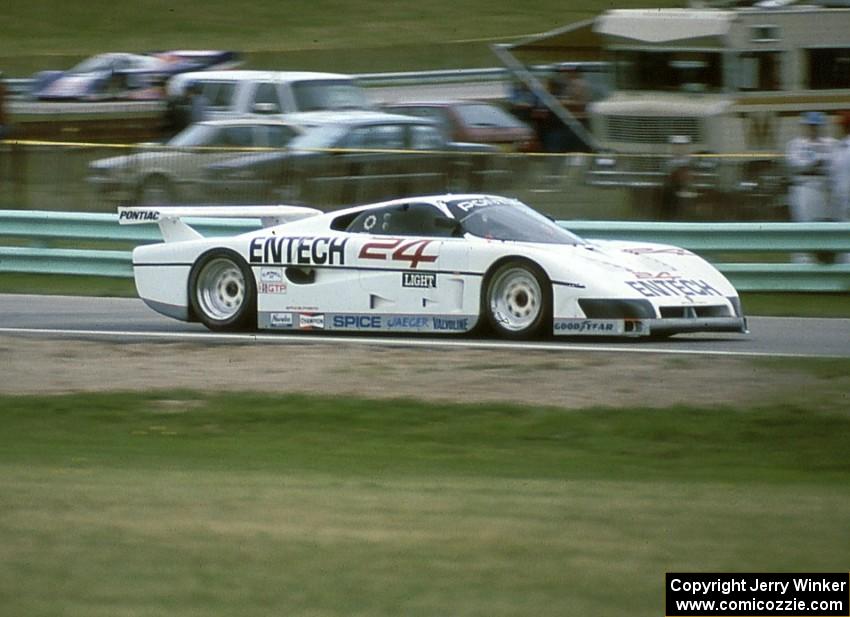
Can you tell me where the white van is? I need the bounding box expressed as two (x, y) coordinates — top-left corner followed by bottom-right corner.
(166, 70), (373, 119)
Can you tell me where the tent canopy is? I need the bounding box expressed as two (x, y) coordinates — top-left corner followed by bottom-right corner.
(500, 18), (605, 64)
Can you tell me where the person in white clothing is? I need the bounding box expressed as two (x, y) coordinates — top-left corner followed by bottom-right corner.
(787, 111), (836, 220)
(829, 112), (850, 222)
(785, 111), (836, 262)
(828, 113), (850, 262)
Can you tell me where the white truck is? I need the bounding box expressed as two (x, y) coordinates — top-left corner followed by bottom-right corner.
(584, 4), (850, 198)
(166, 70), (373, 119)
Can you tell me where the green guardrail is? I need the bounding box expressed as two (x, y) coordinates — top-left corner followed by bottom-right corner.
(2, 210), (850, 292)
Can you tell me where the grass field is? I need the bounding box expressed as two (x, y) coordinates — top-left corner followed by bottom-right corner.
(1, 392), (849, 616)
(2, 0), (681, 75)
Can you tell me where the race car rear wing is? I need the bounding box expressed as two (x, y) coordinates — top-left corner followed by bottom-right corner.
(117, 205), (322, 243)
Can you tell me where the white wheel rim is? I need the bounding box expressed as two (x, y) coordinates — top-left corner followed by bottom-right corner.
(489, 267), (542, 332)
(196, 258), (246, 321)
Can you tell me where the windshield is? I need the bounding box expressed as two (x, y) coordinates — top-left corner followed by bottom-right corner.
(291, 79), (370, 112)
(454, 103), (528, 129)
(613, 50), (723, 93)
(446, 197), (584, 245)
(70, 55), (115, 74)
(69, 54), (157, 74)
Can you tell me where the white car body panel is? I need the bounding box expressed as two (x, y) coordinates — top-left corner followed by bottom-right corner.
(120, 195), (746, 338)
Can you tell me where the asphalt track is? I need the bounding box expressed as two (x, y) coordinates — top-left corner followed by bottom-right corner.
(2, 294), (849, 358)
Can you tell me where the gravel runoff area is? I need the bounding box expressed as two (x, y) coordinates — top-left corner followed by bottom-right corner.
(0, 334), (834, 409)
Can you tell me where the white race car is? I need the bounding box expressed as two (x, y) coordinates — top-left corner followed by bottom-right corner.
(118, 194), (747, 338)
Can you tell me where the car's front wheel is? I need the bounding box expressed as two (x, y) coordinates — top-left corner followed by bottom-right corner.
(484, 260), (550, 339)
(189, 250), (257, 331)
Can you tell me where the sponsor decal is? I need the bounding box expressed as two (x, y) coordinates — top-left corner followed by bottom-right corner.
(386, 316), (430, 329)
(402, 272), (437, 288)
(269, 312), (293, 328)
(626, 278), (721, 298)
(449, 196), (514, 213)
(362, 214), (378, 231)
(432, 317), (469, 331)
(298, 313), (325, 330)
(623, 247), (691, 256)
(259, 267), (287, 294)
(358, 238), (437, 269)
(249, 236), (347, 266)
(554, 319), (622, 334)
(332, 315), (382, 329)
(259, 282), (287, 294)
(260, 268), (283, 283)
(268, 313), (476, 332)
(633, 271), (675, 279)
(118, 209), (160, 222)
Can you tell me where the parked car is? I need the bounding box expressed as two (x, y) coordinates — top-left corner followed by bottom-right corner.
(382, 100), (535, 151)
(88, 118), (303, 205)
(202, 111), (507, 206)
(31, 51), (239, 101)
(165, 70), (373, 121)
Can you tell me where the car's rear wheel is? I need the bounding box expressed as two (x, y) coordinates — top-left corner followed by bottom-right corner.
(189, 250), (256, 331)
(484, 260), (550, 339)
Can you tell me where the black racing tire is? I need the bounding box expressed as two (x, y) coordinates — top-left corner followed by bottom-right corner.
(483, 259), (551, 340)
(188, 249), (257, 332)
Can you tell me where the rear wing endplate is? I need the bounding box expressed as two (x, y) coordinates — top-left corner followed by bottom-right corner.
(117, 205), (322, 243)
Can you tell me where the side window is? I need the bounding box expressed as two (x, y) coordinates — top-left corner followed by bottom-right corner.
(363, 125), (406, 149)
(410, 125), (444, 150)
(807, 48), (850, 90)
(202, 81), (237, 111)
(342, 127), (369, 150)
(203, 127), (227, 147)
(738, 52), (782, 91)
(222, 126), (254, 148)
(405, 108), (449, 138)
(347, 203), (456, 237)
(264, 125), (299, 148)
(252, 82), (282, 113)
(114, 57), (132, 71)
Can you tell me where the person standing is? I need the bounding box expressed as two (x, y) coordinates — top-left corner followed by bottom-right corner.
(787, 112), (836, 220)
(829, 112), (850, 262)
(659, 135), (693, 220)
(508, 80), (537, 127)
(786, 111), (837, 262)
(829, 112), (850, 222)
(0, 72), (8, 141)
(188, 82), (209, 125)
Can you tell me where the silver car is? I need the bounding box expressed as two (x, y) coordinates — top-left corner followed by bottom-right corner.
(88, 119), (303, 205)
